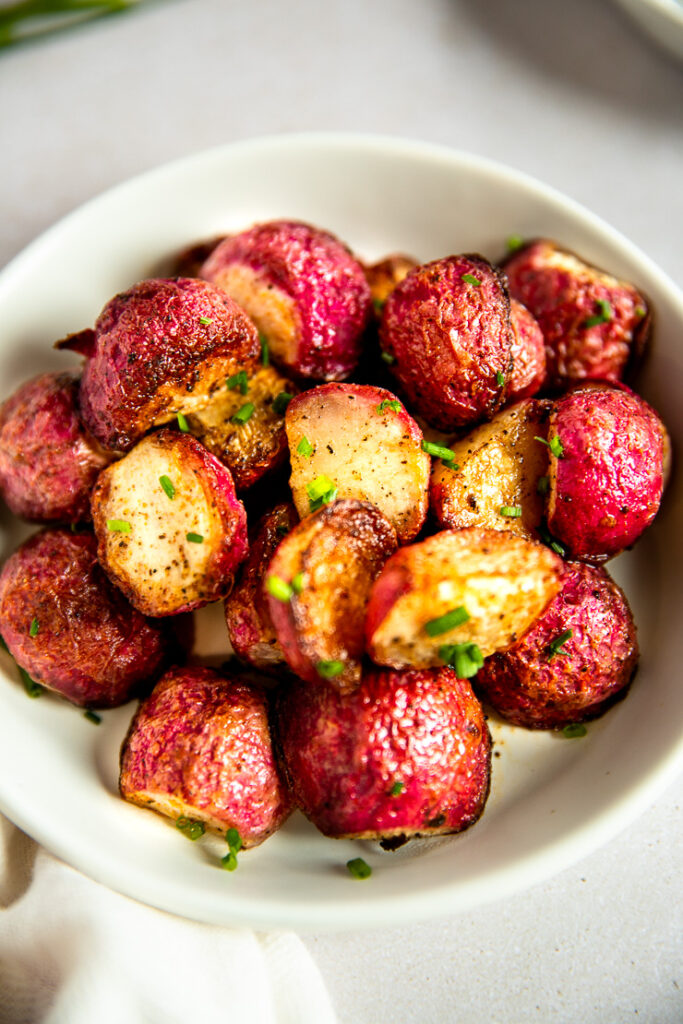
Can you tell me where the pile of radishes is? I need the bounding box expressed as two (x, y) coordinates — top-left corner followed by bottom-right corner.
(0, 219), (668, 865)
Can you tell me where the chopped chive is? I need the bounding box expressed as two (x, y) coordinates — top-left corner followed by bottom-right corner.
(259, 333), (270, 366)
(583, 299), (613, 328)
(19, 667), (42, 698)
(291, 572), (304, 595)
(106, 519), (131, 533)
(421, 441), (456, 462)
(266, 575), (293, 602)
(499, 505), (522, 518)
(186, 532), (204, 544)
(226, 827), (242, 853)
(176, 817), (205, 841)
(537, 475), (550, 496)
(439, 642), (484, 679)
(29, 618), (39, 638)
(221, 851), (238, 871)
(424, 606), (470, 637)
(390, 781), (404, 797)
(380, 351), (395, 365)
(275, 523), (289, 536)
(534, 434), (564, 458)
(462, 273), (481, 287)
(376, 399), (402, 414)
(306, 475), (336, 502)
(316, 659), (345, 679)
(506, 234), (524, 252)
(496, 370), (505, 387)
(159, 475), (176, 500)
(538, 522), (567, 558)
(84, 710), (102, 725)
(547, 628), (573, 659)
(562, 722), (587, 738)
(231, 402), (255, 424)
(226, 370), (249, 395)
(177, 412), (190, 432)
(297, 436), (314, 457)
(198, 316), (213, 326)
(634, 305), (646, 319)
(273, 391), (293, 415)
(373, 297), (385, 314)
(309, 488), (337, 512)
(347, 857), (372, 880)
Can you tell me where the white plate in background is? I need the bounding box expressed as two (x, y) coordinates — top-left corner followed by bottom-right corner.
(0, 134), (681, 930)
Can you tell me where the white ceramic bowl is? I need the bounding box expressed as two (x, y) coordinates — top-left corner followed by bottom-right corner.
(612, 0), (683, 61)
(0, 134), (681, 931)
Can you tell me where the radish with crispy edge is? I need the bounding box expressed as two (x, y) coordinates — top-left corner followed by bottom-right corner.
(266, 499), (398, 692)
(225, 502), (299, 673)
(91, 428), (248, 617)
(430, 399), (551, 540)
(0, 371), (112, 523)
(120, 665), (292, 846)
(476, 561), (638, 729)
(183, 364), (297, 490)
(277, 666), (491, 843)
(363, 253), (419, 315)
(200, 220), (372, 381)
(546, 383), (666, 562)
(366, 527), (563, 670)
(379, 254), (512, 431)
(62, 277), (261, 452)
(503, 239), (650, 390)
(0, 529), (170, 708)
(507, 299), (546, 402)
(286, 382), (430, 543)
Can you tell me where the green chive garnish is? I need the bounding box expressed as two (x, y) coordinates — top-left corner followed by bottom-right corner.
(273, 391), (293, 415)
(373, 297), (385, 314)
(534, 434), (564, 458)
(537, 475), (550, 496)
(499, 505), (522, 518)
(538, 522), (566, 558)
(390, 781), (404, 797)
(19, 667), (42, 698)
(316, 659), (345, 679)
(347, 857), (372, 880)
(221, 827), (242, 871)
(106, 519), (131, 533)
(186, 532), (204, 544)
(376, 399), (402, 414)
(226, 370), (249, 395)
(84, 710), (102, 725)
(259, 333), (269, 366)
(29, 618), (39, 638)
(634, 305), (646, 319)
(199, 316), (213, 326)
(547, 628), (573, 659)
(424, 606), (470, 637)
(232, 402), (255, 424)
(496, 370), (505, 387)
(381, 351), (395, 365)
(421, 441), (456, 462)
(266, 575), (293, 602)
(562, 722), (587, 738)
(176, 817), (205, 841)
(159, 475), (176, 500)
(291, 572), (304, 595)
(506, 234), (524, 252)
(297, 436), (314, 457)
(439, 642), (484, 679)
(177, 412), (190, 432)
(462, 273), (481, 287)
(583, 299), (612, 328)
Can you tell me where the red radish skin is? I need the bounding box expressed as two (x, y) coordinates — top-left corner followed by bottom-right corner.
(201, 220), (372, 381)
(379, 254), (512, 431)
(120, 666), (292, 846)
(0, 529), (169, 708)
(0, 372), (111, 523)
(507, 300), (546, 401)
(476, 561), (638, 728)
(547, 384), (665, 561)
(76, 277), (261, 452)
(277, 666), (491, 841)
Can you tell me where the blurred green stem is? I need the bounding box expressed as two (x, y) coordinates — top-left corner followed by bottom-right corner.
(0, 0), (139, 47)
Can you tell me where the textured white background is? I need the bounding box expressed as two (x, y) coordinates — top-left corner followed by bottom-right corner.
(1, 1), (682, 1021)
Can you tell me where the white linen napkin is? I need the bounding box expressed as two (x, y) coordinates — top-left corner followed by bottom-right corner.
(0, 815), (337, 1024)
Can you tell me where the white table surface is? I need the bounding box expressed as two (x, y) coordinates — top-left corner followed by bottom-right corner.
(1, 1), (682, 1021)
